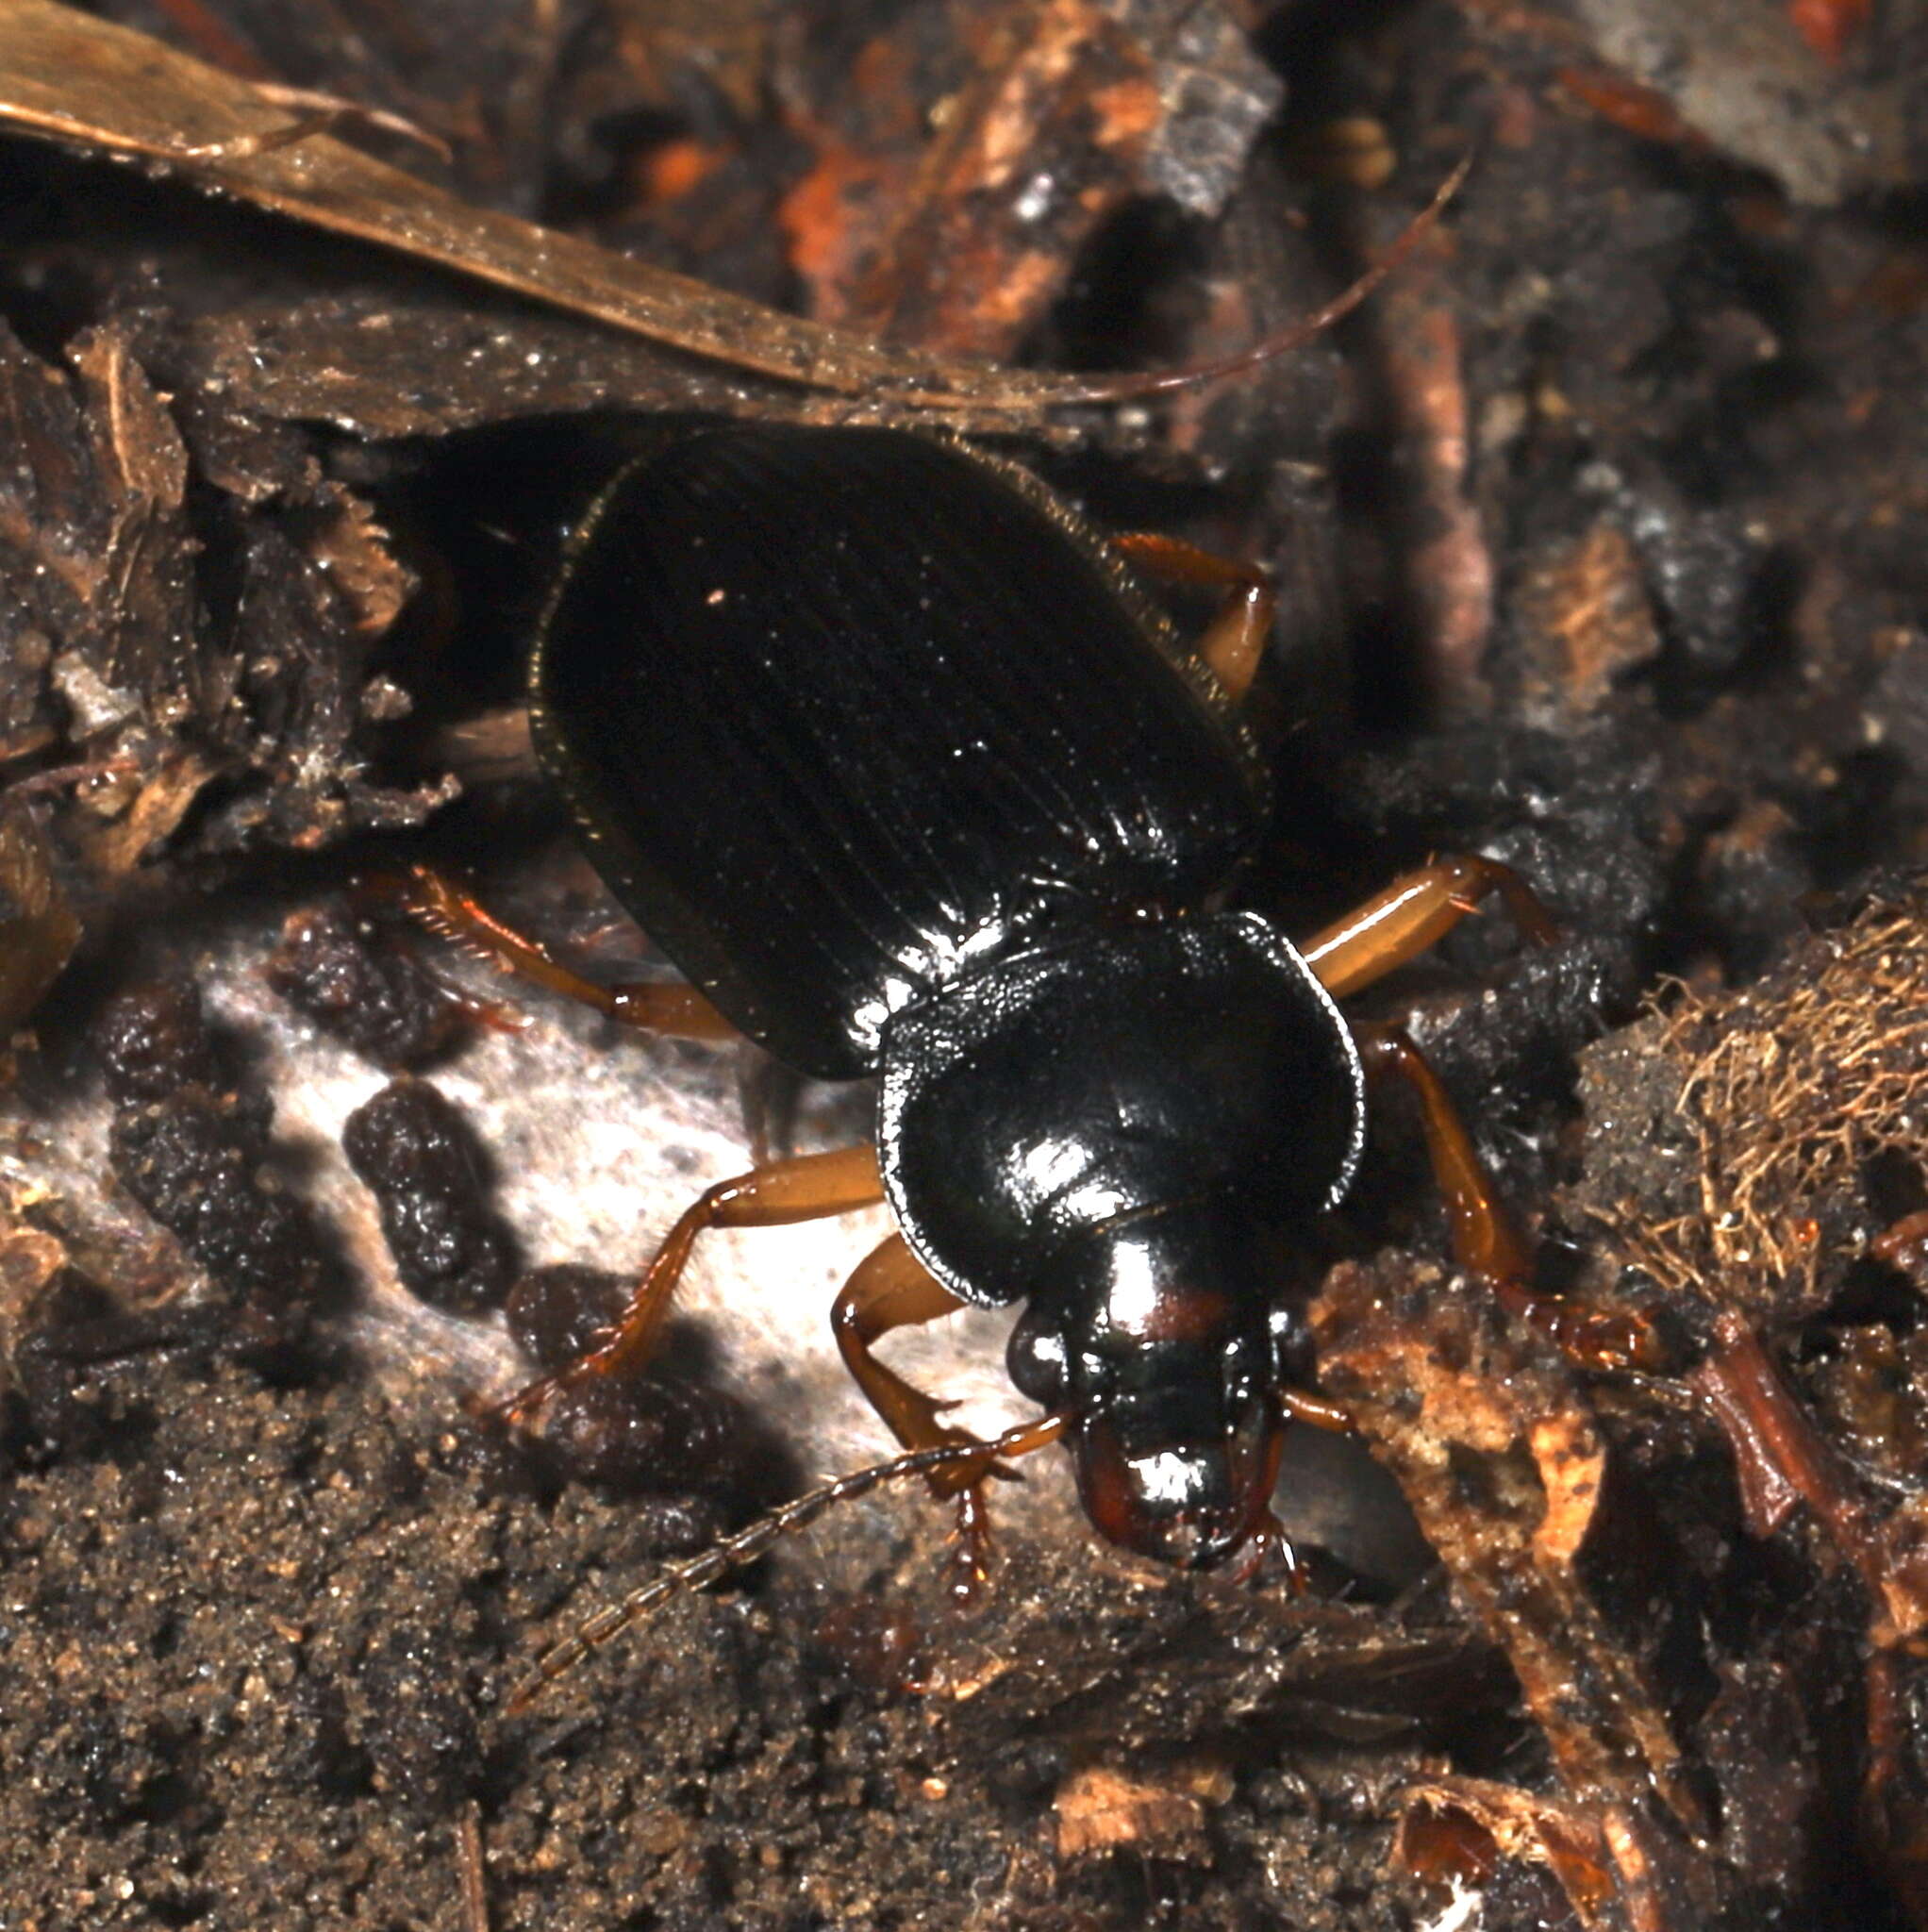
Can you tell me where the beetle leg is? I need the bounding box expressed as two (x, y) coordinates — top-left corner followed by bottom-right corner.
(1355, 1026), (1654, 1371)
(1222, 1511), (1313, 1591)
(1278, 1387), (1356, 1434)
(1221, 1395), (1354, 1591)
(1299, 855), (1556, 1000)
(1108, 532), (1276, 704)
(834, 1234), (1010, 1603)
(366, 862), (740, 1040)
(505, 1144), (886, 1422)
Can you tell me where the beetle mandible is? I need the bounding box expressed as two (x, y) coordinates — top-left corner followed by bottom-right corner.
(397, 416), (1636, 1618)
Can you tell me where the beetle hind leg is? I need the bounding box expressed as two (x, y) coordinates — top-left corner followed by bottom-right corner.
(364, 861), (740, 1039)
(1356, 1026), (1655, 1371)
(834, 1235), (1010, 1605)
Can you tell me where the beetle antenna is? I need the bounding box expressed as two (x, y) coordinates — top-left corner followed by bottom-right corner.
(505, 1410), (1071, 1713)
(1040, 150), (1473, 406)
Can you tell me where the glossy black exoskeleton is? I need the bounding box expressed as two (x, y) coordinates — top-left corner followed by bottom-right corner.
(405, 416), (1586, 1596)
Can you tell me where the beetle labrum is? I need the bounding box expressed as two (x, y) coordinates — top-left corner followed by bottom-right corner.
(397, 415), (1642, 1692)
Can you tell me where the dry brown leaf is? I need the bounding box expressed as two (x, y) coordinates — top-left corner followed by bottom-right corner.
(0, 0), (1190, 423)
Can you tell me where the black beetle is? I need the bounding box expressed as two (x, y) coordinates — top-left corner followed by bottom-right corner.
(400, 417), (1620, 1607)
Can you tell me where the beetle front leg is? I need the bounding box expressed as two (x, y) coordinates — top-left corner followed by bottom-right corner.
(1355, 1026), (1654, 1371)
(367, 861), (740, 1040)
(1109, 531), (1276, 704)
(1300, 856), (1556, 1000)
(834, 1235), (1007, 1604)
(507, 1144), (886, 1423)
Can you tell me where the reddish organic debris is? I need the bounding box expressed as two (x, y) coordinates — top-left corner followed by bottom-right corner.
(1397, 1777), (1620, 1928)
(1512, 523), (1664, 728)
(1463, 0), (1912, 205)
(778, 0), (1278, 360)
(1554, 66), (1708, 151)
(1310, 1249), (1872, 1929)
(1358, 212), (1493, 718)
(1310, 1257), (1697, 1824)
(0, 0), (1346, 423)
(1790, 0), (1873, 63)
(1053, 1762), (1223, 1864)
(1692, 1316), (1928, 1914)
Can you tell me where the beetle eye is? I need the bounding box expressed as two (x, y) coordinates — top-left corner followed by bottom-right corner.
(1006, 1307), (1069, 1404)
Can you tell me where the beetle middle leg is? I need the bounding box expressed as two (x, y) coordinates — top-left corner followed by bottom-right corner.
(1355, 1026), (1653, 1370)
(371, 861), (740, 1039)
(1108, 531), (1276, 704)
(834, 1234), (1009, 1601)
(505, 1144), (886, 1422)
(1300, 855), (1556, 1000)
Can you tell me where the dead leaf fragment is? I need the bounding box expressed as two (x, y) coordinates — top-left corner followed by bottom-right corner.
(1311, 1256), (1698, 1837)
(0, 317), (198, 729)
(1514, 523), (1662, 726)
(0, 808), (78, 1032)
(1054, 1764), (1211, 1862)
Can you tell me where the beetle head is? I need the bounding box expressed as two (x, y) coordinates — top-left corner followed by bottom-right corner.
(1006, 1203), (1289, 1569)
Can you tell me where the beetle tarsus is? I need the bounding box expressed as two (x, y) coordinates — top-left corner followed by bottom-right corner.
(1494, 1280), (1660, 1374)
(366, 861), (740, 1040)
(946, 1487), (998, 1608)
(1221, 1511), (1304, 1591)
(1302, 854), (1556, 999)
(1109, 531), (1278, 705)
(832, 1232), (1017, 1555)
(1358, 1026), (1657, 1374)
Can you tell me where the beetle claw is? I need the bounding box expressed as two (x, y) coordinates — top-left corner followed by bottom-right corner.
(945, 1490), (998, 1608)
(497, 1363), (577, 1430)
